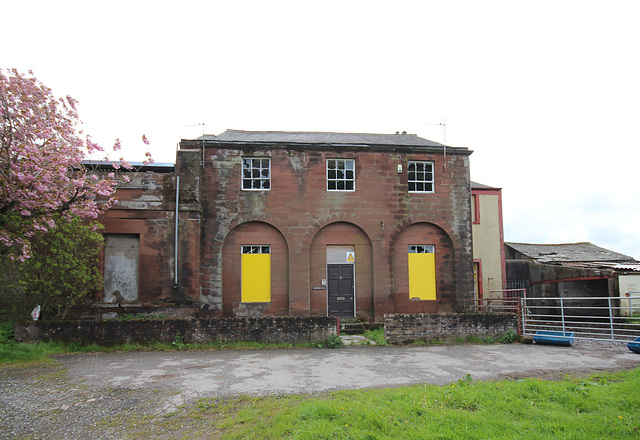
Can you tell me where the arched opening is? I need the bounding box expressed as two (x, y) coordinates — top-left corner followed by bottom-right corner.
(309, 222), (373, 319)
(392, 222), (456, 313)
(221, 221), (289, 317)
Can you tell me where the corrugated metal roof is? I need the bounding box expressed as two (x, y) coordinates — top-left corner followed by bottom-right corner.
(506, 242), (637, 264)
(199, 129), (448, 148)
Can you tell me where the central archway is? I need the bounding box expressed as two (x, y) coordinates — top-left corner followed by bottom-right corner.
(309, 222), (373, 319)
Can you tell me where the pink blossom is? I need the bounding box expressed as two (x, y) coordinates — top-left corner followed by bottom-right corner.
(1, 69), (154, 259)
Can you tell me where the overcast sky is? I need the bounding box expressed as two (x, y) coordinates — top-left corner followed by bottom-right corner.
(5, 1), (640, 259)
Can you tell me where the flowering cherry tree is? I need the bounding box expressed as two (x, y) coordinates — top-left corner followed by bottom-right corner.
(0, 69), (151, 259)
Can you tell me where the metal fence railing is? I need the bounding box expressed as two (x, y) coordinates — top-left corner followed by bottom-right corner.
(520, 295), (640, 343)
(463, 293), (640, 344)
(462, 289), (526, 314)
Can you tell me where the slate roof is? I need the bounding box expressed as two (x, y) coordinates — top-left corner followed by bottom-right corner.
(471, 181), (501, 190)
(199, 129), (450, 148)
(505, 242), (637, 264)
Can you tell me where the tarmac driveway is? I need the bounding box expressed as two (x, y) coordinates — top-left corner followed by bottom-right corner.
(60, 341), (640, 403)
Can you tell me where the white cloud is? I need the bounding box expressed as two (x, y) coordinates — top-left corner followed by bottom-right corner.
(5, 0), (640, 258)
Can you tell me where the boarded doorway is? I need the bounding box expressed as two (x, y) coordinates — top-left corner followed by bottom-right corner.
(104, 234), (139, 303)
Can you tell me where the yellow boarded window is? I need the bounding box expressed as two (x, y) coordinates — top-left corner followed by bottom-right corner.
(408, 245), (436, 300)
(241, 245), (271, 302)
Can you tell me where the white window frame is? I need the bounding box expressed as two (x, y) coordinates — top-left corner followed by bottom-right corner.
(408, 244), (435, 254)
(242, 157), (271, 191)
(327, 159), (355, 191)
(407, 161), (434, 193)
(241, 245), (271, 254)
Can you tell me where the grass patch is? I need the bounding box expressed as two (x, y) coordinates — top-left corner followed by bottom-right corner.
(143, 367), (640, 439)
(363, 328), (388, 346)
(0, 340), (68, 363)
(0, 338), (325, 364)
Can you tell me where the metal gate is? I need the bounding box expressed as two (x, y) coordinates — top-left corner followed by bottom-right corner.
(520, 295), (640, 343)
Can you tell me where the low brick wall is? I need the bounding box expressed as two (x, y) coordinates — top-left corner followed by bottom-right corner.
(384, 313), (518, 344)
(15, 316), (337, 346)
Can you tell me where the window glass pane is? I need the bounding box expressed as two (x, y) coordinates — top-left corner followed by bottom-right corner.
(327, 159), (354, 191)
(408, 161), (434, 193)
(408, 244), (434, 253)
(242, 245), (272, 254)
(242, 157), (271, 190)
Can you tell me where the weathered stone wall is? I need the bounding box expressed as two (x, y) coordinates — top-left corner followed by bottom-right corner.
(15, 317), (337, 345)
(384, 313), (517, 344)
(92, 163), (201, 307)
(181, 139), (474, 320)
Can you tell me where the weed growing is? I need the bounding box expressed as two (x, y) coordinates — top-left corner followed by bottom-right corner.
(363, 328), (388, 346)
(325, 334), (344, 348)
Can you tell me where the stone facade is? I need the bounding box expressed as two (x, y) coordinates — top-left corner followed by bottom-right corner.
(87, 130), (475, 321)
(184, 130), (474, 320)
(77, 161), (201, 319)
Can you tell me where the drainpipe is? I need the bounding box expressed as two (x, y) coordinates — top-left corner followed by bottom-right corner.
(174, 176), (180, 287)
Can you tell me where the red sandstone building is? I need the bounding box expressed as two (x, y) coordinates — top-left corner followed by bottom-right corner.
(90, 130), (474, 321)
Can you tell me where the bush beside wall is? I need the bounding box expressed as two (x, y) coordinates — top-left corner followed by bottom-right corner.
(384, 313), (518, 344)
(15, 316), (337, 346)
